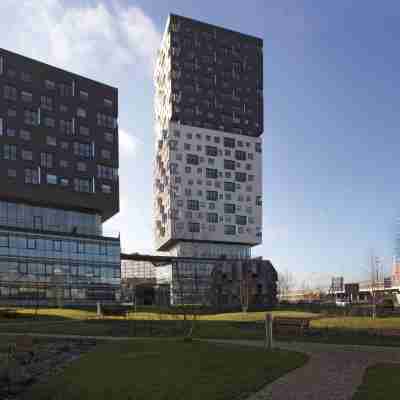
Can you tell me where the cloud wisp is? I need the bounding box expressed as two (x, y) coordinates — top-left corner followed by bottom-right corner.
(0, 0), (160, 85)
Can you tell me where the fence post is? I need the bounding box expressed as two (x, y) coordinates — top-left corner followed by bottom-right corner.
(265, 313), (273, 350)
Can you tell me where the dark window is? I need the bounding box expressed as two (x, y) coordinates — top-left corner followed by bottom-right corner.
(97, 165), (114, 180)
(7, 108), (17, 117)
(235, 150), (246, 161)
(206, 190), (218, 201)
(255, 142), (262, 153)
(186, 154), (199, 165)
(4, 85), (17, 100)
(21, 91), (33, 102)
(235, 172), (247, 182)
(205, 146), (218, 156)
(79, 125), (90, 136)
(60, 120), (73, 135)
(224, 225), (236, 235)
(6, 127), (16, 137)
(25, 169), (39, 184)
(224, 203), (236, 214)
(59, 83), (72, 97)
(206, 168), (218, 179)
(80, 90), (89, 101)
(224, 181), (235, 192)
(44, 117), (55, 128)
(20, 129), (31, 141)
(101, 149), (111, 160)
(3, 144), (17, 160)
(104, 132), (114, 143)
(224, 159), (235, 170)
(40, 96), (53, 111)
(41, 152), (53, 168)
(26, 238), (36, 249)
(53, 240), (62, 252)
(45, 80), (55, 90)
(236, 215), (247, 225)
(97, 112), (116, 128)
(77, 107), (87, 118)
(47, 136), (57, 146)
(0, 234), (9, 247)
(187, 199), (199, 210)
(73, 142), (91, 159)
(21, 149), (33, 161)
(188, 222), (200, 233)
(224, 137), (235, 148)
(104, 99), (113, 108)
(207, 213), (218, 223)
(47, 174), (57, 185)
(74, 178), (91, 193)
(21, 71), (32, 82)
(24, 109), (37, 126)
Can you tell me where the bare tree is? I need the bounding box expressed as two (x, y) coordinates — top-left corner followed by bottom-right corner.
(368, 252), (381, 319)
(277, 270), (295, 301)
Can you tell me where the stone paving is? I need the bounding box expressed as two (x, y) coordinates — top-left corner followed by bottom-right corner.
(206, 339), (400, 400)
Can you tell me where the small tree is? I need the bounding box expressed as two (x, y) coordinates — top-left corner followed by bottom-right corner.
(368, 252), (381, 319)
(277, 270), (295, 302)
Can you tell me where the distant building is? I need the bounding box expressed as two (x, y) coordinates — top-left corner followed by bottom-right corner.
(121, 253), (277, 309)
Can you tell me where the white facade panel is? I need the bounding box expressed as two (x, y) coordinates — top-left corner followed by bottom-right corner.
(154, 122), (262, 251)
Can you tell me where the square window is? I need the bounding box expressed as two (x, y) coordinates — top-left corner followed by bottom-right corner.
(26, 238), (36, 249)
(80, 90), (89, 101)
(53, 240), (62, 251)
(7, 169), (16, 178)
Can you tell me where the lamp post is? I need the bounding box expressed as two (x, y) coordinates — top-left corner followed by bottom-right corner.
(53, 267), (64, 308)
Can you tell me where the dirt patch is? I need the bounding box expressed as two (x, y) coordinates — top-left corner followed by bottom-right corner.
(0, 338), (97, 400)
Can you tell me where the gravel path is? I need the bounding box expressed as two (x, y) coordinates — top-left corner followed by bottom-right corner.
(205, 339), (400, 400)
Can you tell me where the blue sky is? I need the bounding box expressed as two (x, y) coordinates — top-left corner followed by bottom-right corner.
(1, 0), (400, 288)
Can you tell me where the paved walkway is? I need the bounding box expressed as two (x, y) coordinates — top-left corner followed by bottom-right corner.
(206, 339), (400, 400)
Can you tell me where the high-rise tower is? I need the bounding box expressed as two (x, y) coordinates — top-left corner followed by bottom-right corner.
(154, 14), (263, 259)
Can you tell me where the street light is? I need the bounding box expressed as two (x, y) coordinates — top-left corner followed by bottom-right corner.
(53, 267), (64, 308)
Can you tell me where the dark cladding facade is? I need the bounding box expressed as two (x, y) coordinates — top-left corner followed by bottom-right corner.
(168, 14), (263, 137)
(0, 49), (120, 304)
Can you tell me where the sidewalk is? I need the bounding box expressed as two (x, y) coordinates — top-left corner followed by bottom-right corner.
(205, 339), (400, 400)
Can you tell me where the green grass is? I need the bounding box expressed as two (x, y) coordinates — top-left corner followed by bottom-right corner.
(3, 308), (400, 348)
(1, 307), (319, 322)
(199, 310), (318, 321)
(311, 316), (400, 330)
(352, 363), (400, 399)
(24, 339), (308, 400)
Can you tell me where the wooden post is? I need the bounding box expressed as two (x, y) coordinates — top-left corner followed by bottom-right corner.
(265, 313), (273, 350)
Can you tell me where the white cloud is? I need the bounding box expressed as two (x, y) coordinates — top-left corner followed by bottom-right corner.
(119, 128), (142, 155)
(0, 0), (159, 253)
(0, 0), (160, 84)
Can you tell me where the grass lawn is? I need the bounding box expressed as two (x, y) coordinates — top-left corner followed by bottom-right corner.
(1, 307), (319, 322)
(311, 316), (400, 330)
(352, 363), (400, 400)
(199, 310), (318, 321)
(3, 308), (400, 347)
(0, 307), (97, 320)
(24, 339), (308, 400)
